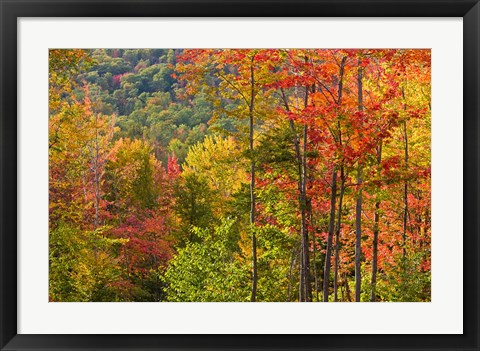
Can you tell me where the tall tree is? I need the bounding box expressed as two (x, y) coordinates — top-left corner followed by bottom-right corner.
(355, 58), (364, 302)
(370, 143), (382, 302)
(322, 53), (347, 302)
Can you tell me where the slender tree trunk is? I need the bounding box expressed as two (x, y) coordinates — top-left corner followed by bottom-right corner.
(355, 168), (363, 302)
(310, 82), (318, 301)
(333, 166), (345, 301)
(312, 210), (319, 301)
(301, 123), (312, 302)
(370, 143), (382, 302)
(344, 271), (352, 302)
(370, 201), (380, 301)
(281, 88), (311, 301)
(249, 58), (257, 302)
(402, 87), (409, 260)
(322, 56), (347, 302)
(93, 114), (100, 231)
(299, 246), (304, 302)
(355, 59), (363, 302)
(309, 83), (318, 301)
(323, 167), (337, 302)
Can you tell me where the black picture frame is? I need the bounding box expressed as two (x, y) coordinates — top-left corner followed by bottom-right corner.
(1, 0), (478, 350)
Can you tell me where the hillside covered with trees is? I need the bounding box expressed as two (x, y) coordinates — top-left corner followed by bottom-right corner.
(49, 49), (431, 302)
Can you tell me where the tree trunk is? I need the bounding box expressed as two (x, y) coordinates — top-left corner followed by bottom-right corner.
(281, 87), (311, 302)
(370, 201), (380, 302)
(355, 58), (363, 302)
(299, 246), (304, 302)
(312, 209), (319, 301)
(93, 113), (100, 231)
(323, 56), (346, 303)
(344, 271), (352, 302)
(370, 143), (382, 302)
(323, 167), (337, 302)
(301, 123), (312, 302)
(333, 166), (345, 301)
(402, 87), (409, 260)
(249, 57), (257, 302)
(355, 168), (363, 302)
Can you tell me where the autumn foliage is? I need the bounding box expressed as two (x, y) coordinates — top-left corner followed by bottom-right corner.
(49, 49), (430, 302)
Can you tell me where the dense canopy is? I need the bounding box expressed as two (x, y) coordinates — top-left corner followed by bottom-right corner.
(49, 49), (431, 302)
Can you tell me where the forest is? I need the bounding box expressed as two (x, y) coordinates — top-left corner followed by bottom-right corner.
(49, 49), (431, 302)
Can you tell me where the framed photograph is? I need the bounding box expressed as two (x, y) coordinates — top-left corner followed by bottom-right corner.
(1, 0), (478, 350)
